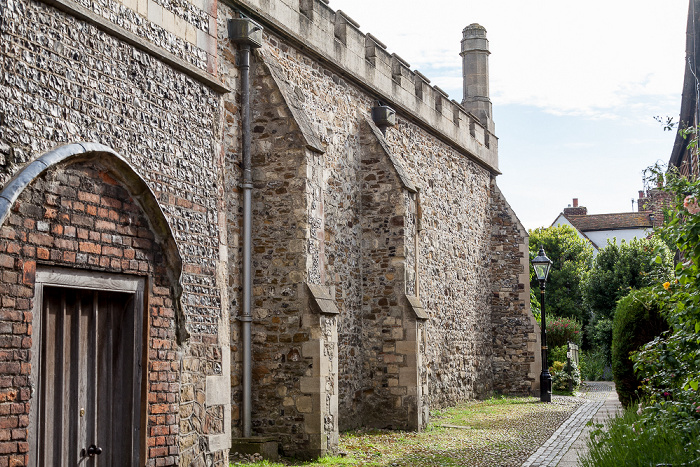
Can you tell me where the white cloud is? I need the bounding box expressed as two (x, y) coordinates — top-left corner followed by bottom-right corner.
(329, 0), (688, 118)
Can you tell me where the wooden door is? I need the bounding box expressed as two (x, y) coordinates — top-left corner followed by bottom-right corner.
(34, 286), (143, 466)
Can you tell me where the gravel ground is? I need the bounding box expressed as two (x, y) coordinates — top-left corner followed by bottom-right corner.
(338, 395), (585, 467)
(230, 386), (602, 467)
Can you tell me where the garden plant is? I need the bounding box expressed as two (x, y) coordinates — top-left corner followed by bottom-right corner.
(584, 161), (700, 464)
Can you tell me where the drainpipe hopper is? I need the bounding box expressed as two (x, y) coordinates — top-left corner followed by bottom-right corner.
(371, 104), (396, 135)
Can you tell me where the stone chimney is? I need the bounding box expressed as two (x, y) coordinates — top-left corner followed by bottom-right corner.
(563, 198), (587, 216)
(461, 23), (494, 133)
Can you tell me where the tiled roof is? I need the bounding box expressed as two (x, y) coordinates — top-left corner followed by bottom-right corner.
(564, 212), (653, 232)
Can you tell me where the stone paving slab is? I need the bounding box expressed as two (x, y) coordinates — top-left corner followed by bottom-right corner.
(521, 382), (621, 467)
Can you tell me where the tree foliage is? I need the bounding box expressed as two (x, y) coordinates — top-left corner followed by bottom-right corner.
(582, 237), (673, 321)
(632, 164), (700, 437)
(529, 225), (593, 325)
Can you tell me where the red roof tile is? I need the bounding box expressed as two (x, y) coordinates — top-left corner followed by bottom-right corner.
(565, 212), (653, 232)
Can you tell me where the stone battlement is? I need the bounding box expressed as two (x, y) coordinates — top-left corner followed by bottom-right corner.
(227, 0), (499, 173)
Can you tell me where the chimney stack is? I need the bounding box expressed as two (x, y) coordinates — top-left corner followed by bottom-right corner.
(563, 198), (587, 216)
(461, 24), (494, 133)
(637, 190), (649, 212)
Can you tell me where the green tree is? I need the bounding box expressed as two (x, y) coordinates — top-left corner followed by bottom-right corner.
(582, 237), (673, 321)
(582, 237), (672, 360)
(633, 163), (700, 436)
(529, 225), (594, 325)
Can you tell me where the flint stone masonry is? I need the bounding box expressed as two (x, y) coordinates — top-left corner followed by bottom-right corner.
(1, 0), (230, 463)
(489, 182), (539, 395)
(226, 0), (499, 173)
(216, 11), (536, 455)
(1, 0), (537, 462)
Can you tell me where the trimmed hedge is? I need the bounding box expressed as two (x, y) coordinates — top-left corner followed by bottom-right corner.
(611, 288), (667, 408)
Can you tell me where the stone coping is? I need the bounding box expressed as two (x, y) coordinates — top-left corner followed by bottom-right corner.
(223, 0), (500, 174)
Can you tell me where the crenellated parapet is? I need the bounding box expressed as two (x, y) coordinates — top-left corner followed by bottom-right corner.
(225, 0), (499, 173)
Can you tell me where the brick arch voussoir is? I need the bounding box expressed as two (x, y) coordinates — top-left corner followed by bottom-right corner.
(0, 142), (189, 342)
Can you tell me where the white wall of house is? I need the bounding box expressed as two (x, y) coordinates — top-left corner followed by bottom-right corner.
(552, 213), (590, 243)
(551, 214), (650, 256)
(585, 228), (650, 251)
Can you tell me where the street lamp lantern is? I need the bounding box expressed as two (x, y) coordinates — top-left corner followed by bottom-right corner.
(531, 245), (553, 402)
(531, 247), (552, 283)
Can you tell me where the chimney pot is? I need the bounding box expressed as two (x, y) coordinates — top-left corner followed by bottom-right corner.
(638, 190), (644, 198)
(573, 198), (578, 208)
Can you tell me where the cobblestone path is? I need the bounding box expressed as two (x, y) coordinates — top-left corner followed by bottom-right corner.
(521, 382), (622, 467)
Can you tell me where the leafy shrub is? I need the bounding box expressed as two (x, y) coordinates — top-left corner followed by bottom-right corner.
(580, 406), (700, 467)
(546, 315), (582, 348)
(631, 163), (700, 437)
(530, 289), (541, 325)
(582, 237), (673, 321)
(548, 345), (567, 368)
(529, 226), (593, 325)
(587, 317), (613, 364)
(611, 288), (667, 408)
(549, 360), (581, 393)
(580, 348), (612, 381)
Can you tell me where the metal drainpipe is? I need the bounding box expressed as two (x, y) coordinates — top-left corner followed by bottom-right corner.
(228, 11), (263, 438)
(229, 14), (262, 440)
(240, 43), (253, 439)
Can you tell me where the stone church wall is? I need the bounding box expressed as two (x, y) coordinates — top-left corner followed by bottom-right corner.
(239, 19), (503, 438)
(0, 0), (539, 462)
(0, 0), (231, 463)
(489, 182), (539, 395)
(383, 122), (495, 406)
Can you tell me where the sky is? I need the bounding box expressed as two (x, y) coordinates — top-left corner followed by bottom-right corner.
(328, 0), (689, 229)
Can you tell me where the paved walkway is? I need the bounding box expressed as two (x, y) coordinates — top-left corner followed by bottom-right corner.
(521, 382), (622, 467)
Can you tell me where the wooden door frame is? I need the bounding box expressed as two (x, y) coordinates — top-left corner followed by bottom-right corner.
(29, 266), (148, 465)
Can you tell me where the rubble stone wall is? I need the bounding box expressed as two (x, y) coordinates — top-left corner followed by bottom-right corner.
(384, 122), (496, 406)
(0, 0), (229, 464)
(489, 182), (538, 395)
(357, 121), (419, 430)
(255, 26), (502, 426)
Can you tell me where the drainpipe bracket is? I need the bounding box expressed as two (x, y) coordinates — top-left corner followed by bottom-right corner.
(237, 315), (253, 322)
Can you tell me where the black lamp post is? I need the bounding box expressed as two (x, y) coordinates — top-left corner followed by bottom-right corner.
(532, 246), (553, 402)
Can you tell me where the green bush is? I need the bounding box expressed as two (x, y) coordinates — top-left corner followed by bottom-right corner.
(546, 315), (582, 348)
(580, 348), (612, 381)
(548, 345), (567, 368)
(582, 237), (673, 321)
(580, 406), (700, 467)
(612, 288), (667, 408)
(529, 226), (593, 325)
(549, 360), (581, 393)
(587, 317), (613, 364)
(530, 289), (541, 325)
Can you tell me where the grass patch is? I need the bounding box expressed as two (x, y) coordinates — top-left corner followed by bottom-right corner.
(230, 395), (585, 466)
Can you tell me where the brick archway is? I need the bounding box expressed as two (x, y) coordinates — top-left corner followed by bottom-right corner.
(0, 142), (185, 337)
(0, 142), (188, 465)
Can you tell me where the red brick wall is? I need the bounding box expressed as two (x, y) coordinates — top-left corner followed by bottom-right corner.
(0, 161), (180, 466)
